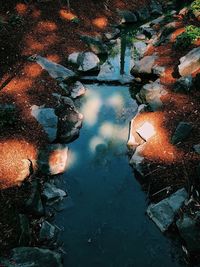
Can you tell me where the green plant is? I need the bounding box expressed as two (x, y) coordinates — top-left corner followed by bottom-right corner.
(191, 0), (200, 12)
(70, 17), (80, 24)
(173, 25), (200, 49)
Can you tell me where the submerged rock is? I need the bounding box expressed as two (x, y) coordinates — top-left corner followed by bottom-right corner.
(31, 105), (58, 142)
(178, 47), (200, 77)
(176, 212), (200, 252)
(29, 54), (75, 81)
(42, 182), (67, 201)
(38, 144), (68, 175)
(60, 81), (86, 99)
(171, 122), (192, 145)
(0, 247), (63, 267)
(39, 221), (56, 242)
(147, 188), (188, 232)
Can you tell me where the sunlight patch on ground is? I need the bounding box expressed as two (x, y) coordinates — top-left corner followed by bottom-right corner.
(23, 63), (43, 78)
(36, 21), (58, 33)
(15, 3), (28, 15)
(92, 17), (108, 29)
(46, 54), (61, 63)
(59, 9), (77, 21)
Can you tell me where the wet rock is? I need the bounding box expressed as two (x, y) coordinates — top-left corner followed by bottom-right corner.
(25, 180), (44, 216)
(135, 7), (150, 21)
(19, 214), (31, 246)
(171, 122), (192, 145)
(134, 41), (147, 59)
(31, 105), (58, 142)
(38, 144), (68, 175)
(140, 23), (156, 38)
(174, 75), (193, 93)
(129, 144), (146, 175)
(135, 33), (146, 40)
(178, 47), (200, 77)
(78, 52), (100, 72)
(0, 247), (63, 267)
(118, 10), (137, 23)
(150, 0), (163, 16)
(42, 182), (67, 201)
(136, 79), (167, 111)
(39, 221), (56, 242)
(194, 144), (200, 154)
(176, 212), (200, 252)
(68, 52), (80, 64)
(60, 81), (86, 99)
(29, 54), (75, 81)
(147, 188), (188, 232)
(131, 54), (157, 75)
(80, 35), (108, 54)
(127, 104), (146, 149)
(56, 97), (83, 143)
(136, 122), (156, 141)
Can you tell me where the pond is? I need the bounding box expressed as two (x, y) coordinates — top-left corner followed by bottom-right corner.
(55, 83), (184, 267)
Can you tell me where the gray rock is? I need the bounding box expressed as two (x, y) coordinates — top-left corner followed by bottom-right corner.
(31, 105), (58, 142)
(0, 247), (63, 267)
(131, 55), (157, 75)
(174, 75), (193, 93)
(171, 122), (192, 144)
(104, 28), (120, 40)
(129, 143), (146, 175)
(19, 214), (31, 246)
(78, 52), (100, 72)
(136, 79), (167, 111)
(134, 41), (147, 59)
(118, 10), (137, 23)
(39, 221), (56, 241)
(176, 212), (200, 252)
(152, 64), (166, 76)
(69, 81), (86, 98)
(68, 52), (80, 64)
(140, 23), (156, 38)
(25, 180), (44, 216)
(80, 35), (108, 54)
(194, 144), (200, 154)
(135, 33), (147, 40)
(38, 144), (68, 175)
(147, 188), (188, 232)
(29, 54), (75, 81)
(42, 182), (67, 201)
(178, 47), (200, 77)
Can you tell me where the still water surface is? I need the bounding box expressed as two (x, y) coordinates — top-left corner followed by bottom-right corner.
(55, 84), (185, 267)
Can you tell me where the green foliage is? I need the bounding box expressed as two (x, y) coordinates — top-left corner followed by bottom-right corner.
(173, 25), (200, 50)
(191, 0), (200, 12)
(70, 17), (80, 24)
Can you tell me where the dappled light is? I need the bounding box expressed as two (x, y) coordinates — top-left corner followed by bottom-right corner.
(92, 17), (108, 29)
(15, 3), (28, 15)
(59, 9), (77, 21)
(36, 21), (58, 33)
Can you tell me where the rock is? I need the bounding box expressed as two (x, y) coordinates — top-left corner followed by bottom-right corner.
(194, 144), (200, 154)
(140, 23), (156, 38)
(118, 10), (137, 23)
(68, 52), (80, 64)
(135, 33), (147, 40)
(136, 122), (156, 141)
(131, 55), (157, 75)
(19, 214), (31, 246)
(31, 105), (58, 142)
(176, 212), (200, 252)
(39, 221), (56, 242)
(135, 7), (150, 21)
(134, 41), (147, 59)
(150, 15), (165, 26)
(38, 144), (68, 175)
(171, 122), (192, 144)
(152, 64), (166, 76)
(56, 97), (83, 143)
(147, 188), (188, 232)
(174, 75), (193, 93)
(78, 52), (100, 72)
(0, 247), (63, 267)
(42, 182), (67, 201)
(136, 79), (167, 111)
(80, 35), (108, 54)
(150, 0), (163, 16)
(104, 28), (120, 40)
(16, 159), (32, 185)
(129, 144), (146, 175)
(127, 104), (147, 148)
(29, 54), (75, 81)
(25, 180), (44, 216)
(178, 47), (200, 77)
(69, 81), (86, 98)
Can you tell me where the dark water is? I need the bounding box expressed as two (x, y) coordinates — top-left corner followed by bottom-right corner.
(55, 84), (185, 267)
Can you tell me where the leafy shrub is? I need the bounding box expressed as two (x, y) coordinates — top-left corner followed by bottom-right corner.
(191, 0), (200, 12)
(173, 25), (200, 49)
